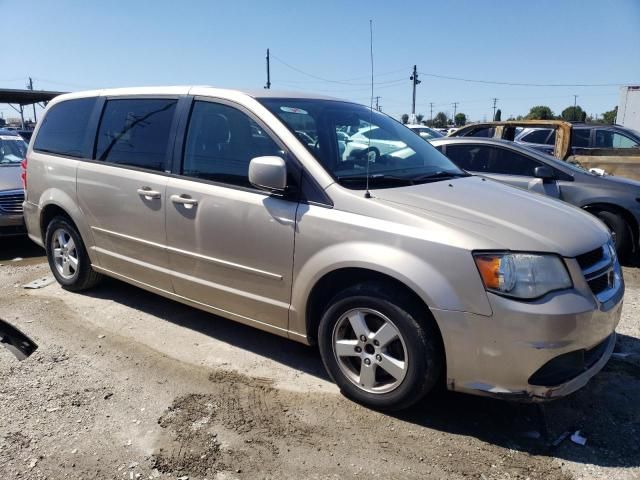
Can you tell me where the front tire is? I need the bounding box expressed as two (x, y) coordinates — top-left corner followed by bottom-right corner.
(595, 210), (631, 260)
(45, 216), (102, 291)
(318, 283), (443, 411)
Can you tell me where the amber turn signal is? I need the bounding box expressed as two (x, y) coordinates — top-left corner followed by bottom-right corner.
(474, 255), (502, 290)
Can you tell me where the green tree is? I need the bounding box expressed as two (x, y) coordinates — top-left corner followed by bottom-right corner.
(494, 109), (502, 121)
(454, 112), (467, 126)
(561, 105), (587, 122)
(416, 113), (424, 123)
(401, 113), (409, 124)
(526, 105), (555, 120)
(433, 112), (448, 128)
(601, 106), (617, 125)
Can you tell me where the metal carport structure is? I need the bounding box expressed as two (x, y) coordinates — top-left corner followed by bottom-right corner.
(0, 88), (66, 128)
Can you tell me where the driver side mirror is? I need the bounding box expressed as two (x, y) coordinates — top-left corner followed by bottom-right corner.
(534, 166), (555, 182)
(248, 156), (287, 193)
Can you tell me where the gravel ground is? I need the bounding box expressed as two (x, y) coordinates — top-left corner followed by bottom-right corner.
(0, 238), (639, 480)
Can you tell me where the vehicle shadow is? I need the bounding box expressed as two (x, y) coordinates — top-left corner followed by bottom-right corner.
(401, 332), (640, 468)
(0, 236), (45, 263)
(86, 277), (640, 468)
(84, 277), (330, 381)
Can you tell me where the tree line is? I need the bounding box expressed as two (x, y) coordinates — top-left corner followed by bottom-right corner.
(400, 105), (618, 127)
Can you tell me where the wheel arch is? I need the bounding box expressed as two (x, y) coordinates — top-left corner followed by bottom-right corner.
(304, 267), (444, 353)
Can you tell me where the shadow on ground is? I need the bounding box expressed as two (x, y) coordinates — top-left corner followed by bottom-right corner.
(82, 276), (640, 470)
(0, 236), (45, 264)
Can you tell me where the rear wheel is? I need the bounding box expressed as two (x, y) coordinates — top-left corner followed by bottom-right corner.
(318, 283), (443, 411)
(594, 210), (631, 260)
(45, 216), (102, 291)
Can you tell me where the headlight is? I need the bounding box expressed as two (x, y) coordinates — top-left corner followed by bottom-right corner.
(473, 252), (572, 299)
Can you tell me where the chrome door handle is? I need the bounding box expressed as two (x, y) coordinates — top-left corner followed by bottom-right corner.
(137, 188), (161, 199)
(170, 194), (198, 206)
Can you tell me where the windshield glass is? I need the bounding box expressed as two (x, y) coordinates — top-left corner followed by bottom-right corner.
(0, 136), (27, 164)
(259, 98), (466, 189)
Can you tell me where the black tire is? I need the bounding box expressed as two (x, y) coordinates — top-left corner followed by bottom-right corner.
(595, 210), (631, 260)
(45, 216), (102, 291)
(318, 283), (443, 411)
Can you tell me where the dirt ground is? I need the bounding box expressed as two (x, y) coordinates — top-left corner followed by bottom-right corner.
(1, 237), (639, 480)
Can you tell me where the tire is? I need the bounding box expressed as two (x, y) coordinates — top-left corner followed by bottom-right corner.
(318, 283), (443, 411)
(45, 216), (102, 291)
(595, 210), (631, 260)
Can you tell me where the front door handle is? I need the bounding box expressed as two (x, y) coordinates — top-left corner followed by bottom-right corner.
(170, 194), (199, 207)
(137, 187), (161, 199)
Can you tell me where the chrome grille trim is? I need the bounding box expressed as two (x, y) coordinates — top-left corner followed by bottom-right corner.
(0, 189), (25, 214)
(578, 243), (621, 304)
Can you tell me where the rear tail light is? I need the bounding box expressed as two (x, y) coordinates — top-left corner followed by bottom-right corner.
(20, 156), (27, 190)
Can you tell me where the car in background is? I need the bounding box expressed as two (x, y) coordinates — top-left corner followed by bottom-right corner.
(431, 136), (640, 259)
(406, 124), (444, 140)
(343, 125), (406, 160)
(17, 130), (34, 143)
(451, 120), (640, 181)
(0, 129), (28, 236)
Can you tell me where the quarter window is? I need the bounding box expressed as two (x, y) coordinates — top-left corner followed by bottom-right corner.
(33, 98), (96, 157)
(95, 98), (177, 171)
(182, 101), (283, 187)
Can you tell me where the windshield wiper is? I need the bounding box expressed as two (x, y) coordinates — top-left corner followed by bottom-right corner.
(410, 171), (470, 182)
(336, 174), (415, 187)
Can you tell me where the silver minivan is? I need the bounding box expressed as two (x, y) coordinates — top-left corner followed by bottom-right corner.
(23, 87), (624, 410)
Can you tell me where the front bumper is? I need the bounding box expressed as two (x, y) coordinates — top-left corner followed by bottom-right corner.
(0, 213), (26, 236)
(433, 253), (624, 402)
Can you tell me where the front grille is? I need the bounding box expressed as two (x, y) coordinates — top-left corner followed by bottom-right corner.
(576, 247), (604, 270)
(587, 272), (611, 295)
(0, 190), (24, 214)
(576, 243), (619, 302)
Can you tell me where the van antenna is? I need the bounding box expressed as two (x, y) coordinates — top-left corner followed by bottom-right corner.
(364, 19), (374, 199)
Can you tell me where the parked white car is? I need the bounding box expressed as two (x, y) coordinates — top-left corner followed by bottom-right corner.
(343, 126), (407, 161)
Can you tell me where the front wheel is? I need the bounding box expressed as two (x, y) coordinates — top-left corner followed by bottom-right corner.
(318, 284), (443, 411)
(594, 210), (631, 260)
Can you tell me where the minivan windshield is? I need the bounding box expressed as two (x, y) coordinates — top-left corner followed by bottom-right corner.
(259, 98), (467, 189)
(0, 136), (27, 165)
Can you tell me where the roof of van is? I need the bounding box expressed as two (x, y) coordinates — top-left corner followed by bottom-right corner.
(50, 86), (346, 103)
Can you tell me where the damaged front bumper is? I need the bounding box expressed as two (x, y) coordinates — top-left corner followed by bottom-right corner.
(432, 255), (624, 402)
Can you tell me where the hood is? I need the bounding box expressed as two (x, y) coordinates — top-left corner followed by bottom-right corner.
(0, 165), (22, 192)
(372, 176), (610, 257)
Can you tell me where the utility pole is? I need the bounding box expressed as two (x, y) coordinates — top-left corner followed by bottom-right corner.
(429, 102), (434, 122)
(27, 77), (37, 124)
(374, 96), (381, 111)
(573, 94), (578, 121)
(452, 102), (459, 122)
(264, 49), (271, 89)
(409, 65), (420, 117)
(492, 98), (498, 121)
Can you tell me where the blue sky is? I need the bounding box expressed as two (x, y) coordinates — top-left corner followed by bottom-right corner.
(2, 0), (639, 122)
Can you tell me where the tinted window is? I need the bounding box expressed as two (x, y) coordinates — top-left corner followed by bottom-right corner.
(33, 98), (96, 157)
(521, 129), (552, 144)
(0, 137), (27, 164)
(182, 101), (283, 187)
(95, 99), (177, 171)
(446, 144), (541, 176)
(571, 129), (591, 148)
(595, 130), (640, 148)
(464, 127), (495, 138)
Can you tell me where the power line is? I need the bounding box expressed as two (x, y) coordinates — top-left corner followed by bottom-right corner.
(271, 54), (409, 86)
(417, 70), (632, 87)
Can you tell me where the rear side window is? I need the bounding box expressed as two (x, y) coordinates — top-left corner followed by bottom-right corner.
(95, 98), (177, 171)
(33, 98), (96, 157)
